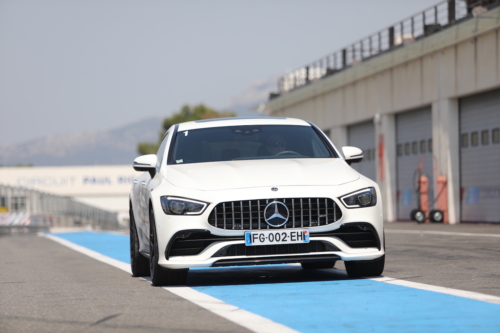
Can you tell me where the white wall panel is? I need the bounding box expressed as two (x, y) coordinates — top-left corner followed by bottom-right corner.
(476, 32), (497, 90)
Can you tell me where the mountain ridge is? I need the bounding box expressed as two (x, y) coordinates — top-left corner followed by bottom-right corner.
(0, 117), (163, 166)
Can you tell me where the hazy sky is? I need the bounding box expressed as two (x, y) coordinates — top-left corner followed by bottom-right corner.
(1, 0), (440, 145)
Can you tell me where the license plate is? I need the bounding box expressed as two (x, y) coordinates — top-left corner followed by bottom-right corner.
(245, 229), (310, 246)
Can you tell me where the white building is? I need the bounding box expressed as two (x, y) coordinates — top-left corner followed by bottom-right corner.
(0, 165), (136, 213)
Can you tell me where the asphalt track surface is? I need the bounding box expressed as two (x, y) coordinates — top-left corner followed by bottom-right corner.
(1, 222), (499, 333)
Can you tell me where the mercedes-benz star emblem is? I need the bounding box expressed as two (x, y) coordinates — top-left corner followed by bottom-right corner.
(263, 201), (289, 227)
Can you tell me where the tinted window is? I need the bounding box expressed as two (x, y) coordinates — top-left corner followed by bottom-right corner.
(481, 130), (489, 145)
(420, 140), (426, 153)
(170, 125), (334, 164)
(471, 132), (478, 146)
(461, 133), (468, 148)
(412, 141), (418, 154)
(493, 128), (500, 144)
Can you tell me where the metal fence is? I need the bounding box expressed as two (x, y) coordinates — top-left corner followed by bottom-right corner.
(0, 184), (120, 232)
(274, 0), (500, 96)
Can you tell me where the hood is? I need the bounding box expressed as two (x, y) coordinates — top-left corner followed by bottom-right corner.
(165, 158), (359, 191)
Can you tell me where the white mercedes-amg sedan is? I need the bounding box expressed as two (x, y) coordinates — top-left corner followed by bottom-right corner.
(129, 117), (385, 286)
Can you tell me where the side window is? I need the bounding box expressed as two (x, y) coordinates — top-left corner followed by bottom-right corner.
(420, 140), (426, 153)
(412, 141), (418, 155)
(461, 133), (469, 148)
(471, 132), (479, 146)
(493, 128), (500, 144)
(404, 143), (410, 155)
(481, 130), (489, 145)
(156, 131), (170, 170)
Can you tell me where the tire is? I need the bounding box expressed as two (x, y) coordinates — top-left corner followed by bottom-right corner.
(301, 261), (336, 269)
(149, 207), (188, 286)
(411, 209), (426, 223)
(345, 255), (385, 278)
(410, 209), (418, 220)
(429, 209), (444, 223)
(130, 207), (150, 277)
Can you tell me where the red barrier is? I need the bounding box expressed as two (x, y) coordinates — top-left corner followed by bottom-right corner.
(419, 174), (429, 223)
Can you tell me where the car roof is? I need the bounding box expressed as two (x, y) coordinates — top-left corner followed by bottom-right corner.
(177, 117), (310, 131)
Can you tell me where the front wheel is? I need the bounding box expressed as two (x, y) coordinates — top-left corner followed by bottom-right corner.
(345, 255), (385, 278)
(130, 207), (149, 277)
(149, 207), (188, 286)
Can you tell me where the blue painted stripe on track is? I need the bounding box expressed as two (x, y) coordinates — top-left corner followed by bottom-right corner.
(193, 281), (500, 333)
(49, 231), (131, 264)
(50, 231), (500, 333)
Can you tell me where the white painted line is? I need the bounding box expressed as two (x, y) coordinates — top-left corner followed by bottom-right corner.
(164, 287), (299, 333)
(42, 234), (132, 274)
(41, 233), (298, 333)
(386, 229), (500, 238)
(371, 276), (500, 304)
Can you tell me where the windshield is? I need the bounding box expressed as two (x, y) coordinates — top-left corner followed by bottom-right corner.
(170, 125), (335, 165)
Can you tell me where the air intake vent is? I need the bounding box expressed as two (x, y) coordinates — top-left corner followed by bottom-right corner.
(208, 198), (342, 230)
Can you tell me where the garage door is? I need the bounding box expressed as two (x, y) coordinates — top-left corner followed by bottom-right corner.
(460, 89), (500, 223)
(347, 121), (376, 181)
(396, 107), (433, 221)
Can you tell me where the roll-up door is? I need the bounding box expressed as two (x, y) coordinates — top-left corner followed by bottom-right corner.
(396, 107), (433, 221)
(347, 121), (376, 181)
(460, 89), (500, 223)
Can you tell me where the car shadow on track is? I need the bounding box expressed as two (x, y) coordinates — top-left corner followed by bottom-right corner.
(183, 264), (353, 287)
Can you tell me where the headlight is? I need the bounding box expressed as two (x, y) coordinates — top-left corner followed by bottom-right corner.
(340, 187), (377, 208)
(160, 196), (209, 215)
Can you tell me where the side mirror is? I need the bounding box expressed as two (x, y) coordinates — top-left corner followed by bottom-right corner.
(133, 154), (157, 177)
(342, 146), (363, 165)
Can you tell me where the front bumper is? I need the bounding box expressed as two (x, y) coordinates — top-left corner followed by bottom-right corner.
(151, 184), (385, 269)
(157, 222), (384, 269)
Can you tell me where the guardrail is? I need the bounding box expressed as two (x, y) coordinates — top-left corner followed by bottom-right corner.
(0, 225), (50, 236)
(272, 0), (500, 97)
(0, 184), (120, 231)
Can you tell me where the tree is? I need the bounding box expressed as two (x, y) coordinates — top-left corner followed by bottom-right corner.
(137, 104), (236, 155)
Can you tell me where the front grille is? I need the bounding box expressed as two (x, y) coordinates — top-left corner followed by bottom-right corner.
(212, 240), (340, 257)
(208, 198), (342, 230)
